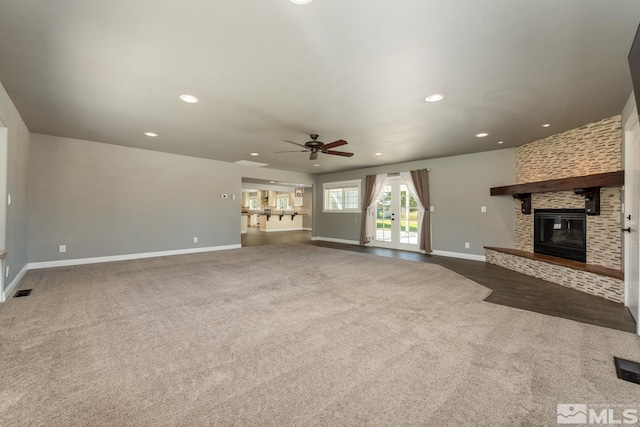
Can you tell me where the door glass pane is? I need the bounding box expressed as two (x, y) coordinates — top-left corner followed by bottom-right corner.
(376, 185), (392, 242)
(399, 185), (418, 245)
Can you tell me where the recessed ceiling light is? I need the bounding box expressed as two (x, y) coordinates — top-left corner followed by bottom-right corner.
(313, 164), (320, 167)
(144, 132), (158, 137)
(270, 181), (275, 183)
(179, 94), (199, 104)
(289, 0), (312, 4)
(425, 93), (444, 102)
(375, 152), (383, 156)
(497, 141), (504, 144)
(250, 152), (259, 156)
(475, 132), (489, 138)
(542, 123), (551, 128)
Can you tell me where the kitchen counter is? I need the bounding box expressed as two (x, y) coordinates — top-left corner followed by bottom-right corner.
(259, 213), (305, 232)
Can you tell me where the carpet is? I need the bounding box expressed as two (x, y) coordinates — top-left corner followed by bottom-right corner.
(0, 244), (638, 426)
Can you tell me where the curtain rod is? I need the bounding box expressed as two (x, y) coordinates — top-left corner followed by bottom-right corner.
(364, 168), (430, 177)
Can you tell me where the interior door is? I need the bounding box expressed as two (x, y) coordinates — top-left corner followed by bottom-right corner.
(625, 114), (640, 331)
(373, 177), (419, 251)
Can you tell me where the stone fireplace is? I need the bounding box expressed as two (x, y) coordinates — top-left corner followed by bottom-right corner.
(485, 116), (624, 303)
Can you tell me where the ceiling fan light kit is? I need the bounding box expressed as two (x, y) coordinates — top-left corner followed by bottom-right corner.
(278, 134), (354, 161)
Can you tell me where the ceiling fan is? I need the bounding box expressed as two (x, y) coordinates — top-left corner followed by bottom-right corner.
(276, 134), (354, 161)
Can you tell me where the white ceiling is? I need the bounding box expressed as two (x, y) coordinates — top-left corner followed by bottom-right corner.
(1, 0), (639, 174)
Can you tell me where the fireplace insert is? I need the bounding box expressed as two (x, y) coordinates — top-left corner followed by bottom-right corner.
(534, 209), (586, 262)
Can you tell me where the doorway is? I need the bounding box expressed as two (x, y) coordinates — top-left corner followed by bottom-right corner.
(372, 176), (419, 251)
(624, 109), (640, 333)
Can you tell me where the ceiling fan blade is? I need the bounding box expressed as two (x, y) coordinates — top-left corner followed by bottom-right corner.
(322, 139), (347, 150)
(283, 140), (307, 148)
(274, 150), (308, 153)
(324, 150), (354, 157)
(310, 151), (318, 161)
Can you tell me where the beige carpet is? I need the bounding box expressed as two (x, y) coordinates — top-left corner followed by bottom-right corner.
(0, 244), (638, 426)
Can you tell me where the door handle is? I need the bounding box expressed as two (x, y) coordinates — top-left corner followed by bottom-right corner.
(622, 227), (631, 233)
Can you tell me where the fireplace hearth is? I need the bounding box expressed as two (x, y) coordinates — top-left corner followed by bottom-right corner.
(534, 209), (586, 262)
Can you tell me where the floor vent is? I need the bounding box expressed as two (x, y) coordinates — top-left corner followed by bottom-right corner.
(614, 357), (640, 385)
(13, 289), (32, 298)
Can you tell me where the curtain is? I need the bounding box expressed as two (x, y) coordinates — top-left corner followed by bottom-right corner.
(359, 174), (387, 245)
(400, 169), (432, 253)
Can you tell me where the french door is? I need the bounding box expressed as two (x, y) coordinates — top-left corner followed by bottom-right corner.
(624, 112), (640, 332)
(373, 177), (419, 251)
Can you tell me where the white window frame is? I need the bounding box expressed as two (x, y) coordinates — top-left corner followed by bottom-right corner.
(276, 194), (291, 211)
(248, 197), (260, 210)
(323, 179), (361, 213)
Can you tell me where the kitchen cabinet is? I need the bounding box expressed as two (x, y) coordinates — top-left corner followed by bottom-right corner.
(240, 214), (248, 234)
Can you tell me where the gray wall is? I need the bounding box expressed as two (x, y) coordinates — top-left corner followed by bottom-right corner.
(314, 149), (517, 256)
(0, 82), (30, 285)
(28, 134), (314, 262)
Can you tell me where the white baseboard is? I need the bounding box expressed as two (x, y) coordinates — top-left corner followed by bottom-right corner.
(430, 250), (486, 262)
(28, 244), (242, 270)
(311, 237), (360, 245)
(302, 227), (312, 231)
(1, 264), (29, 302)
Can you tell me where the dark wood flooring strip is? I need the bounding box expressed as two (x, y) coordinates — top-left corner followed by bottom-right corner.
(241, 228), (636, 334)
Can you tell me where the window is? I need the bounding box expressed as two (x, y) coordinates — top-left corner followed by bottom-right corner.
(323, 180), (361, 213)
(276, 195), (290, 211)
(249, 198), (259, 210)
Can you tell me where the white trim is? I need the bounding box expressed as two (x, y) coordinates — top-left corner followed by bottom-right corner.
(624, 106), (639, 131)
(623, 105), (640, 333)
(430, 250), (486, 262)
(311, 236), (360, 245)
(322, 179), (361, 189)
(264, 228), (306, 233)
(1, 264), (29, 302)
(302, 227), (312, 231)
(28, 244), (242, 270)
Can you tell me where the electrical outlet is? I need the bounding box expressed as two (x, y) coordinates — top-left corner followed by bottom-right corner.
(465, 242), (470, 249)
(221, 194), (228, 199)
(430, 206), (434, 212)
(481, 206), (487, 213)
(193, 237), (198, 243)
(232, 195), (236, 200)
(59, 245), (66, 253)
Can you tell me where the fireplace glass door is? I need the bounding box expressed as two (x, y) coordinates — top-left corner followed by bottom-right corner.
(534, 209), (586, 262)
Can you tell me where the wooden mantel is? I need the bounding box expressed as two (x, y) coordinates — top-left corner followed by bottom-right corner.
(490, 171), (624, 196)
(490, 171), (624, 215)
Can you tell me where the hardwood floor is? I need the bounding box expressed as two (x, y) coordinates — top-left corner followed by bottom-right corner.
(241, 228), (637, 333)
